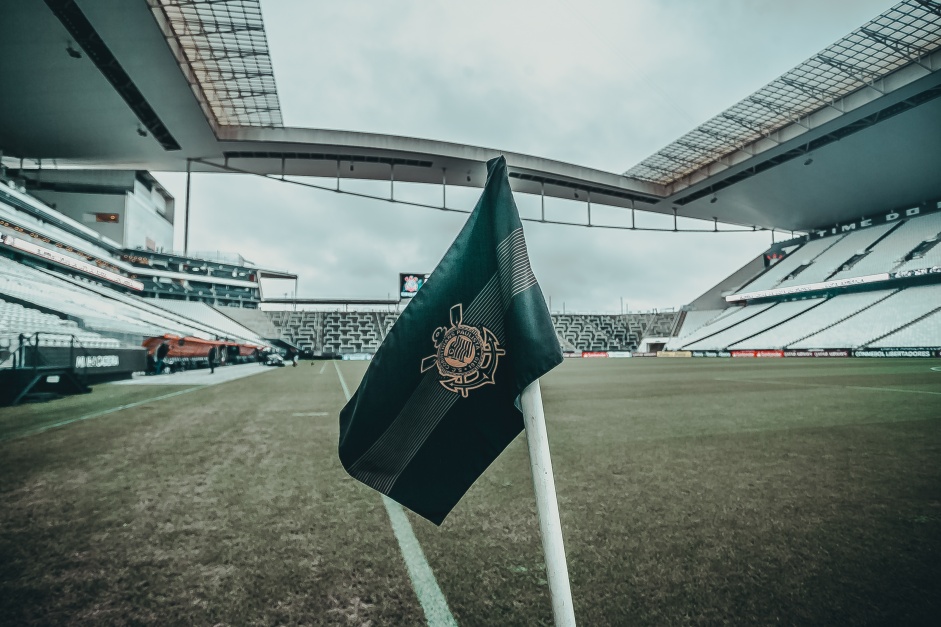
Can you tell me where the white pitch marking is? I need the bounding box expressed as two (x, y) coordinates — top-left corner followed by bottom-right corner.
(333, 361), (457, 627)
(292, 412), (328, 417)
(715, 376), (941, 396)
(7, 387), (202, 441)
(930, 366), (941, 372)
(319, 362), (327, 374)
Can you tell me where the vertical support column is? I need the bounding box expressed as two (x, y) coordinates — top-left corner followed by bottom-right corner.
(587, 190), (592, 227)
(390, 163), (395, 201)
(541, 181), (546, 222)
(442, 168), (447, 209)
(184, 158), (192, 255)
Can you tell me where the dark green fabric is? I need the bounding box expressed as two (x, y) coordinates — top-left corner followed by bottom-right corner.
(338, 156), (562, 525)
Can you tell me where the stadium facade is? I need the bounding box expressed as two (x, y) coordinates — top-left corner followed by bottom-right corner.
(1, 0), (940, 402)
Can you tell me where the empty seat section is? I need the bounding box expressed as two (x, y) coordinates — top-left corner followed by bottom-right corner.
(870, 309), (941, 347)
(669, 303), (774, 350)
(737, 237), (841, 293)
(792, 284), (941, 348)
(675, 309), (724, 339)
(774, 223), (894, 288)
(685, 300), (820, 350)
(146, 299), (263, 344)
(733, 291), (893, 349)
(831, 213), (941, 280)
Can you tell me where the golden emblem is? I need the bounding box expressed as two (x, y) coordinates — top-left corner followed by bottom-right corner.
(420, 303), (505, 397)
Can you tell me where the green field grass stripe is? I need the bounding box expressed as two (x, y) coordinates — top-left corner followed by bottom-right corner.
(716, 377), (941, 396)
(10, 387), (201, 440)
(334, 361), (457, 627)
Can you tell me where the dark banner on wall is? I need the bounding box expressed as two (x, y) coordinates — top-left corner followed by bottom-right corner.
(853, 348), (941, 358)
(24, 346), (147, 374)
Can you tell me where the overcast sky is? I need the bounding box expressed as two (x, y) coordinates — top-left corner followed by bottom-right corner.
(154, 0), (892, 313)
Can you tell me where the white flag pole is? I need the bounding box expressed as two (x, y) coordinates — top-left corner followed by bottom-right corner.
(520, 379), (577, 626)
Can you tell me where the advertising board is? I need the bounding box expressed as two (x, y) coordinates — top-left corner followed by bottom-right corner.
(731, 350), (784, 358)
(783, 349), (850, 358)
(581, 351), (609, 358)
(853, 348), (940, 358)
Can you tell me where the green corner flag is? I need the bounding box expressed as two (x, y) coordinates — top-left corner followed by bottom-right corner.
(338, 156), (563, 525)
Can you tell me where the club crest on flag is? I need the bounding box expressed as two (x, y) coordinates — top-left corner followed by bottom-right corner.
(420, 303), (505, 397)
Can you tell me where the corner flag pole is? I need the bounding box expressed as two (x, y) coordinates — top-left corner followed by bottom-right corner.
(520, 379), (577, 626)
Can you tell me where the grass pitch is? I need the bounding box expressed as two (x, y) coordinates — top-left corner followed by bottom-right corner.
(1, 358), (940, 625)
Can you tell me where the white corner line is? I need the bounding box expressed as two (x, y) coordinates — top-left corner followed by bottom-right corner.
(7, 387), (202, 441)
(333, 361), (458, 627)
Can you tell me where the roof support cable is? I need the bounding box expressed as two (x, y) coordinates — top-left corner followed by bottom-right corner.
(191, 157), (758, 234)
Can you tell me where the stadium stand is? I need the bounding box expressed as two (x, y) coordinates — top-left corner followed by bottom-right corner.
(731, 291), (895, 350)
(665, 303), (775, 350)
(0, 298), (119, 355)
(831, 213), (941, 280)
(215, 305), (281, 339)
(268, 309), (679, 355)
(673, 309), (726, 340)
(736, 237), (838, 293)
(871, 309), (941, 348)
(684, 299), (821, 351)
(0, 255), (268, 347)
(792, 284), (941, 348)
(145, 299), (264, 344)
(732, 211), (941, 299)
(773, 224), (895, 288)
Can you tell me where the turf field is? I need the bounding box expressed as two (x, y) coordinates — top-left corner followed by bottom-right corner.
(1, 358), (940, 625)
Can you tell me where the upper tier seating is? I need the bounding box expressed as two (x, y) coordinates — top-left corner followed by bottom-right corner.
(830, 213), (941, 280)
(773, 224), (895, 288)
(738, 237), (839, 293)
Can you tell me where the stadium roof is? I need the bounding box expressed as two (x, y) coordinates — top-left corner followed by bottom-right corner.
(0, 0), (939, 233)
(626, 0), (941, 188)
